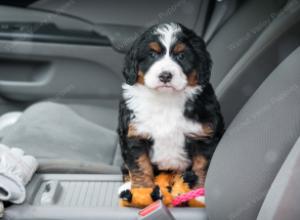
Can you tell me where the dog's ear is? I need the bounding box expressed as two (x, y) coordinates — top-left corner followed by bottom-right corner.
(181, 25), (212, 85)
(190, 34), (212, 85)
(122, 43), (139, 85)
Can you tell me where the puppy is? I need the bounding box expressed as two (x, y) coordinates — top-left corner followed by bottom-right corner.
(118, 23), (224, 200)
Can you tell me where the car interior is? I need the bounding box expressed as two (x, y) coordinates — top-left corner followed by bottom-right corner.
(0, 0), (299, 219)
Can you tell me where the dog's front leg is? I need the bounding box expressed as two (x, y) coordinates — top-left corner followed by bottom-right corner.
(191, 154), (208, 187)
(126, 123), (154, 188)
(127, 148), (154, 188)
(184, 122), (216, 188)
(177, 153), (208, 191)
(119, 125), (161, 207)
(120, 145), (162, 207)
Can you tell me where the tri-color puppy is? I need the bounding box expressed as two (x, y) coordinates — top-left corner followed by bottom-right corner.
(118, 22), (224, 202)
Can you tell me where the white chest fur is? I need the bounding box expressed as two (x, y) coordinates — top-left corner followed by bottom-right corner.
(123, 84), (203, 171)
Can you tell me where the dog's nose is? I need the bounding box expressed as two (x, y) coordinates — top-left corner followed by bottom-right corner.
(159, 71), (173, 83)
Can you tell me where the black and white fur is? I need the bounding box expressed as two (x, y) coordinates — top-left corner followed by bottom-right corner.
(118, 23), (224, 194)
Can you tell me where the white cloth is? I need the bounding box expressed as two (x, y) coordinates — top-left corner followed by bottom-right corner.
(0, 144), (38, 204)
(0, 112), (22, 131)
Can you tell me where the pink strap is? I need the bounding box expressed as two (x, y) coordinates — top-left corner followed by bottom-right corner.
(171, 188), (205, 206)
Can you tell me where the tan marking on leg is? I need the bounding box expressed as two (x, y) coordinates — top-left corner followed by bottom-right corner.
(185, 123), (214, 140)
(202, 123), (214, 138)
(130, 154), (154, 188)
(149, 42), (161, 53)
(192, 155), (208, 187)
(173, 42), (186, 54)
(123, 174), (130, 182)
(187, 70), (198, 86)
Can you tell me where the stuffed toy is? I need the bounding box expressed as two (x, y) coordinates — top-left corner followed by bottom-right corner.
(119, 172), (205, 208)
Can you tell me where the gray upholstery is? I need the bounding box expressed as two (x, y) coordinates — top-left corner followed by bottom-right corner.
(67, 103), (119, 130)
(257, 137), (300, 220)
(0, 102), (121, 173)
(215, 0), (300, 126)
(208, 0), (287, 88)
(206, 47), (300, 220)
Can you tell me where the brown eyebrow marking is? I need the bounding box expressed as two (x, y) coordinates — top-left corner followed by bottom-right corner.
(148, 42), (161, 53)
(173, 42), (186, 53)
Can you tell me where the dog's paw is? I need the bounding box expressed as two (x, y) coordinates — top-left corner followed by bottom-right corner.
(119, 189), (133, 203)
(118, 182), (132, 195)
(119, 182), (133, 207)
(151, 185), (162, 201)
(182, 170), (198, 189)
(119, 184), (162, 208)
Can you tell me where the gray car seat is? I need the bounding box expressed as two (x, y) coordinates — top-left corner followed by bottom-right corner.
(64, 103), (119, 130)
(210, 0), (300, 126)
(206, 46), (300, 220)
(208, 0), (287, 87)
(0, 102), (121, 173)
(257, 137), (300, 220)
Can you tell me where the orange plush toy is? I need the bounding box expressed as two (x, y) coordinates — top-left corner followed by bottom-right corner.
(119, 172), (205, 208)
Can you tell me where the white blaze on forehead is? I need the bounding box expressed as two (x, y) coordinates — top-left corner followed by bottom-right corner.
(144, 23), (185, 91)
(155, 23), (181, 51)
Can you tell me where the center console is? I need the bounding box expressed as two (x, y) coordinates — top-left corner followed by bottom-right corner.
(4, 174), (208, 220)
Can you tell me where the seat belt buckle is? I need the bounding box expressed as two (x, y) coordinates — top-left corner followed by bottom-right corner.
(137, 200), (175, 220)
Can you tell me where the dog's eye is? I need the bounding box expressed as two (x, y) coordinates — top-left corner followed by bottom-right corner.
(176, 52), (185, 60)
(149, 50), (159, 58)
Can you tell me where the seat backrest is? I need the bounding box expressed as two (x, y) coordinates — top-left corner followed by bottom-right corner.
(208, 0), (287, 87)
(257, 136), (300, 220)
(208, 0), (300, 126)
(205, 46), (300, 220)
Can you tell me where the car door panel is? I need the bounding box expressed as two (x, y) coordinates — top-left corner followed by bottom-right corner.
(0, 5), (123, 105)
(30, 0), (203, 28)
